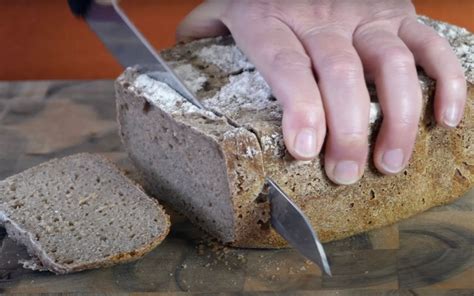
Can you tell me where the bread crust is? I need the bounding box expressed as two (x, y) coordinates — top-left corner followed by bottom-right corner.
(231, 81), (473, 247)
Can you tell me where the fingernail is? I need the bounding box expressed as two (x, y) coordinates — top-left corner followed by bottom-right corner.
(382, 148), (404, 173)
(443, 105), (461, 127)
(294, 128), (317, 158)
(333, 160), (359, 185)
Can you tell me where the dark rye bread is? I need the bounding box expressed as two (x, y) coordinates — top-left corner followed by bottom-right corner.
(116, 16), (473, 248)
(0, 153), (170, 274)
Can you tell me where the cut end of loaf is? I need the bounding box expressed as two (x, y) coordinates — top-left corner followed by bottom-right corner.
(116, 67), (280, 246)
(0, 153), (170, 274)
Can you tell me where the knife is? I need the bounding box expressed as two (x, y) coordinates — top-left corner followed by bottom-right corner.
(267, 178), (331, 276)
(68, 0), (331, 276)
(67, 0), (203, 109)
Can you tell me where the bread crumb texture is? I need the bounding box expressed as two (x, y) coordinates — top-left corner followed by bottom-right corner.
(0, 153), (170, 274)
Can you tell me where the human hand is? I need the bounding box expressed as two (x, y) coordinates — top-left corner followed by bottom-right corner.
(177, 0), (466, 185)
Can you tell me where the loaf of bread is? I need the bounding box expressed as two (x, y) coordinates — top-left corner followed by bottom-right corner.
(0, 153), (170, 273)
(116, 16), (473, 248)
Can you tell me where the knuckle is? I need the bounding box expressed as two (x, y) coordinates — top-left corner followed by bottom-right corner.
(284, 101), (323, 124)
(269, 48), (312, 71)
(236, 0), (282, 22)
(379, 46), (415, 71)
(224, 0), (274, 25)
(318, 51), (362, 81)
(286, 100), (318, 111)
(445, 71), (467, 85)
(386, 113), (419, 130)
(286, 100), (322, 116)
(332, 129), (367, 145)
(422, 34), (452, 54)
(451, 73), (467, 82)
(443, 75), (467, 98)
(398, 116), (419, 127)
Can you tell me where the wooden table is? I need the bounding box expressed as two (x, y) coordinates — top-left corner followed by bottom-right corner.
(0, 80), (473, 295)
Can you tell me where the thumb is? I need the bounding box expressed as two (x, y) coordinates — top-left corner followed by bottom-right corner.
(176, 1), (229, 42)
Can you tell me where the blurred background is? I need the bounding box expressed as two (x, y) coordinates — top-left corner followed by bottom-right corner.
(1, 0), (473, 81)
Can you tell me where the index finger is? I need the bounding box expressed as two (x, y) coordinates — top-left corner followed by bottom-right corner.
(224, 15), (326, 160)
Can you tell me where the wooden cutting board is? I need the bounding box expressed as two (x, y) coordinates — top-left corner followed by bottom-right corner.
(0, 80), (472, 294)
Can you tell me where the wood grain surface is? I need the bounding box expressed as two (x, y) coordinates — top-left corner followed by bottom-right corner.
(0, 0), (473, 81)
(0, 80), (473, 294)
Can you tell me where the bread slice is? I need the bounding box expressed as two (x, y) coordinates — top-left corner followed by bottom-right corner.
(116, 16), (473, 248)
(0, 153), (170, 274)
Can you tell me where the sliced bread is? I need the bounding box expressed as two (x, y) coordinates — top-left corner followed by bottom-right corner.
(0, 153), (170, 274)
(116, 16), (473, 248)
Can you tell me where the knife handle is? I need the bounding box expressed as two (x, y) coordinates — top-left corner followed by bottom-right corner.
(67, 0), (93, 17)
(68, 0), (117, 17)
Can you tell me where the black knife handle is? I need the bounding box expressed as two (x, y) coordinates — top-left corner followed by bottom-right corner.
(67, 0), (93, 17)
